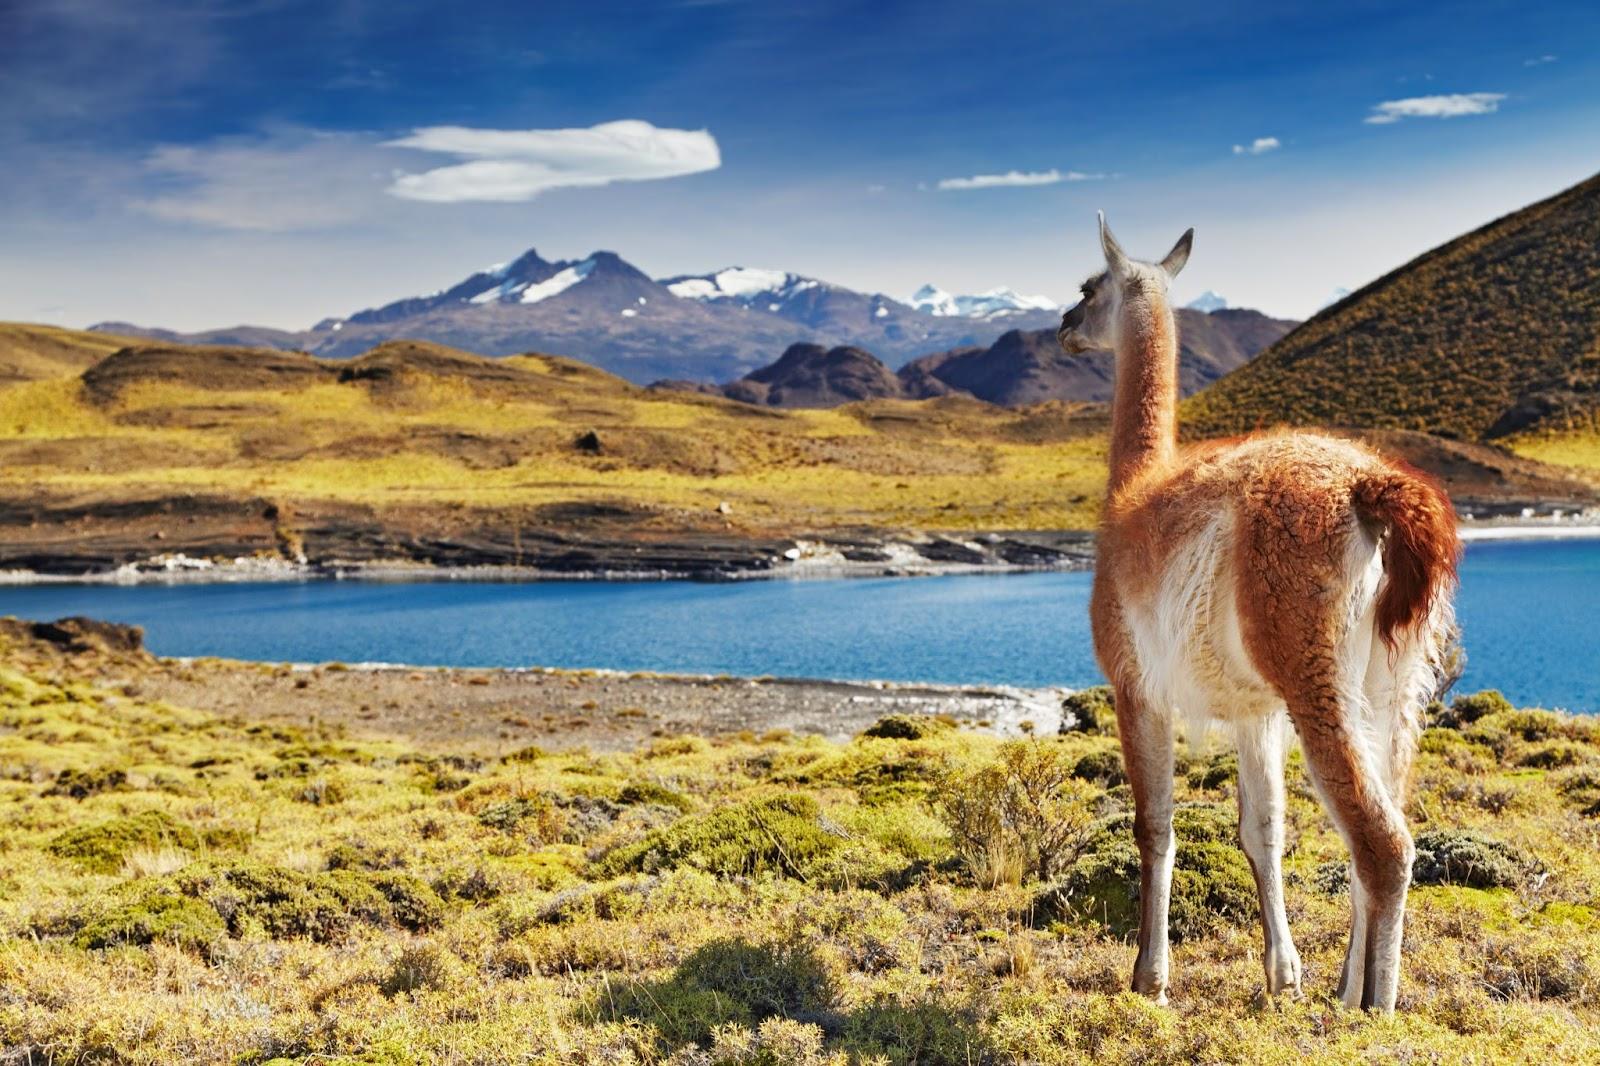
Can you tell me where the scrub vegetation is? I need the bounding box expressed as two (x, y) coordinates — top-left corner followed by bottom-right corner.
(3, 624), (1599, 1064)
(0, 338), (1111, 534)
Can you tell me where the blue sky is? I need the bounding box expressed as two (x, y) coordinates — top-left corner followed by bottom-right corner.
(2, 0), (1597, 330)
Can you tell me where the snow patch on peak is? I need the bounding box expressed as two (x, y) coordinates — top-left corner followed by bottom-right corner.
(1185, 290), (1228, 313)
(665, 267), (820, 304)
(911, 284), (1057, 318)
(910, 284), (960, 316)
(666, 277), (719, 300)
(519, 258), (596, 305)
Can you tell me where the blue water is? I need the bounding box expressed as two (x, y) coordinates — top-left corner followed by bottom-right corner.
(2, 539), (1596, 711)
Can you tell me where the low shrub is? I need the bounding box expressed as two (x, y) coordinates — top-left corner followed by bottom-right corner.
(73, 889), (225, 952)
(1444, 690), (1515, 727)
(839, 997), (990, 1066)
(43, 766), (127, 799)
(1071, 749), (1125, 786)
(1412, 829), (1532, 889)
(477, 794), (566, 842)
(380, 942), (460, 997)
(367, 872), (446, 932)
(859, 715), (952, 741)
(176, 862), (390, 941)
(1043, 804), (1256, 940)
(48, 811), (202, 873)
(616, 780), (694, 811)
(1191, 750), (1238, 791)
(935, 740), (1097, 886)
(599, 795), (842, 880)
(1060, 686), (1116, 735)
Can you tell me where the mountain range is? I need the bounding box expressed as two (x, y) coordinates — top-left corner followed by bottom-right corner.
(661, 307), (1298, 408)
(92, 248), (1067, 385)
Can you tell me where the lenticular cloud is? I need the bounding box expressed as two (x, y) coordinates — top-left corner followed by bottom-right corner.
(385, 120), (721, 202)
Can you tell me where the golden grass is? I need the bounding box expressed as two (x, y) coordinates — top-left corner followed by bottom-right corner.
(2, 638), (1599, 1064)
(0, 348), (1112, 532)
(1508, 425), (1600, 485)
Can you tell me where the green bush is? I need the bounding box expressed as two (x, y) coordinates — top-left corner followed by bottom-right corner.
(935, 740), (1097, 886)
(1191, 751), (1238, 791)
(380, 942), (459, 997)
(44, 766), (128, 799)
(367, 872), (446, 932)
(176, 862), (389, 941)
(616, 780), (694, 812)
(1412, 829), (1531, 889)
(860, 715), (952, 741)
(1044, 804), (1256, 940)
(73, 889), (225, 952)
(1446, 690), (1515, 727)
(599, 795), (841, 880)
(840, 998), (990, 1066)
(1060, 686), (1116, 735)
(1071, 750), (1125, 786)
(48, 811), (201, 873)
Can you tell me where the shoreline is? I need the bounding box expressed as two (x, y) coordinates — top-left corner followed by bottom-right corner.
(1, 520), (1595, 585)
(0, 618), (1073, 749)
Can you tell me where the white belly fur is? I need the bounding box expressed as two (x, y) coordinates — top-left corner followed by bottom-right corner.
(1121, 512), (1282, 731)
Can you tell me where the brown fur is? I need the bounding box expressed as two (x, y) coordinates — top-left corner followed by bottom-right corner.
(1062, 228), (1459, 1011)
(1352, 465), (1460, 651)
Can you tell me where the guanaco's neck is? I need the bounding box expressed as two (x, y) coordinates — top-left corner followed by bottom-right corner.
(1107, 291), (1179, 495)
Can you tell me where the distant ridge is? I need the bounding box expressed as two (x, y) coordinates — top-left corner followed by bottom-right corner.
(669, 308), (1297, 408)
(1186, 170), (1600, 442)
(89, 247), (1063, 385)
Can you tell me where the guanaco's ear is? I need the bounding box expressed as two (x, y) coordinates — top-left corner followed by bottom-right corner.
(1159, 227), (1194, 278)
(1098, 211), (1130, 276)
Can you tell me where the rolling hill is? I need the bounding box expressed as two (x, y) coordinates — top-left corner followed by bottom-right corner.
(1184, 169), (1600, 447)
(0, 328), (1591, 575)
(0, 323), (147, 385)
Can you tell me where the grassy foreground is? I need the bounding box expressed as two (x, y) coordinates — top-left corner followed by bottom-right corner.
(3, 635), (1600, 1064)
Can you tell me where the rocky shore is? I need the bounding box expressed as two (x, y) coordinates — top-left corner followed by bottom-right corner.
(1, 616), (1071, 751)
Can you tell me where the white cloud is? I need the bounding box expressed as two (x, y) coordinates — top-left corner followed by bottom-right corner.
(1232, 137), (1281, 156)
(1364, 92), (1505, 125)
(1523, 54), (1557, 66)
(936, 168), (1103, 191)
(384, 120), (720, 203)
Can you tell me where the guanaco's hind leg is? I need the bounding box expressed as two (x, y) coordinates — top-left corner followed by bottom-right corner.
(1114, 682), (1176, 1003)
(1234, 711), (1302, 998)
(1285, 671), (1414, 1012)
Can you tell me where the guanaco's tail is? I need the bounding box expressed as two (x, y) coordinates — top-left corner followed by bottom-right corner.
(1352, 464), (1461, 651)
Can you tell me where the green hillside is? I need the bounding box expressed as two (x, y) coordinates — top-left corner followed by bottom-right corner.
(1185, 171), (1600, 447)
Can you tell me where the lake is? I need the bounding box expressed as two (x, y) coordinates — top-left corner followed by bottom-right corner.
(3, 538), (1597, 712)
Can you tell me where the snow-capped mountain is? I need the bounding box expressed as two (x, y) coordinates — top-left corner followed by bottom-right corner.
(1185, 290), (1229, 313)
(909, 284), (1059, 319)
(94, 246), (1061, 384)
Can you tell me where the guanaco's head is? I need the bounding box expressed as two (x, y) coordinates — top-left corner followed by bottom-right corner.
(1057, 213), (1193, 354)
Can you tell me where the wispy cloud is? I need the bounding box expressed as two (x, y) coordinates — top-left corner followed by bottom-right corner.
(1232, 137), (1281, 156)
(385, 120), (720, 203)
(1364, 92), (1505, 125)
(130, 129), (392, 231)
(936, 168), (1103, 191)
(1523, 54), (1558, 66)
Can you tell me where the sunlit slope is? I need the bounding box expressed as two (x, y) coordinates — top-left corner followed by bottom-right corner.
(1183, 170), (1600, 479)
(0, 338), (1111, 531)
(0, 322), (147, 384)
